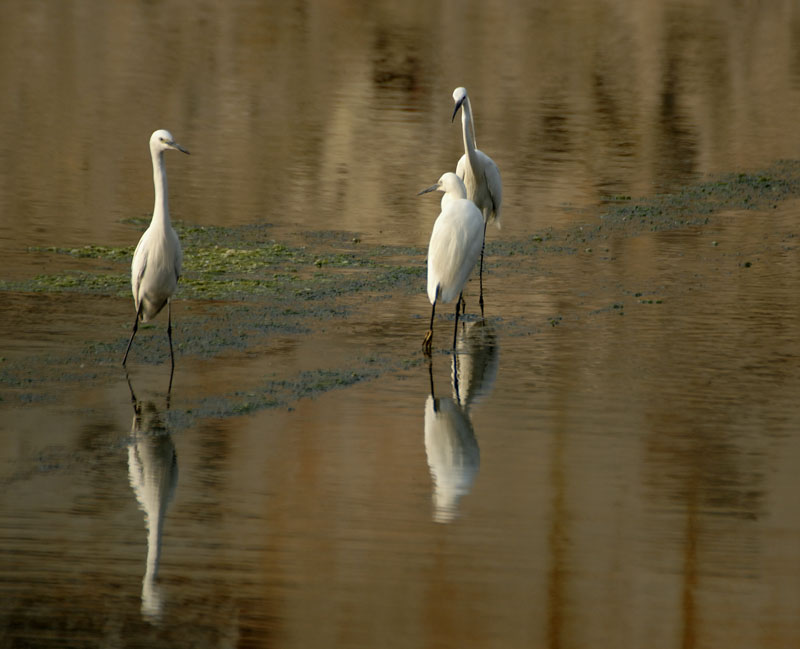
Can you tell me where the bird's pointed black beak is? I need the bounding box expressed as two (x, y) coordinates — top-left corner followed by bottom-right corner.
(418, 184), (438, 196)
(170, 141), (190, 155)
(452, 97), (465, 122)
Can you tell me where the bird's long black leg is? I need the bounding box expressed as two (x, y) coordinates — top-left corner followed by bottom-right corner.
(167, 368), (174, 408)
(167, 300), (176, 397)
(167, 300), (175, 371)
(452, 292), (462, 349)
(423, 298), (436, 355)
(479, 220), (488, 317)
(122, 303), (142, 366)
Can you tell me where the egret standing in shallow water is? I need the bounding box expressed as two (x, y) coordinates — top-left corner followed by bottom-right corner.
(451, 86), (503, 314)
(122, 129), (189, 372)
(419, 172), (484, 355)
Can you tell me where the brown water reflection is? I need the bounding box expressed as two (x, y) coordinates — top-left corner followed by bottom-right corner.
(3, 1), (800, 648)
(2, 1), (800, 254)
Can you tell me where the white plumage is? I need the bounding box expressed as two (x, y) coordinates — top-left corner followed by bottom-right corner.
(123, 129), (189, 370)
(419, 172), (484, 353)
(451, 87), (503, 311)
(125, 375), (178, 622)
(452, 87), (502, 226)
(127, 401), (177, 621)
(424, 394), (480, 523)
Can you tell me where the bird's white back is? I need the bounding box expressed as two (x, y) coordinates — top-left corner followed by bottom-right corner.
(426, 197), (484, 304)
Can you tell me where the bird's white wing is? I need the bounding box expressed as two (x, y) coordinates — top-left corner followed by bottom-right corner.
(130, 234), (149, 310)
(461, 204), (485, 274)
(455, 154), (467, 180)
(482, 157), (502, 229)
(428, 201), (484, 304)
(456, 150), (502, 228)
(172, 231), (183, 280)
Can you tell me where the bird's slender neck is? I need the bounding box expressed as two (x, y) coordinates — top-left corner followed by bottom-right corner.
(448, 182), (467, 201)
(460, 97), (480, 166)
(151, 148), (170, 228)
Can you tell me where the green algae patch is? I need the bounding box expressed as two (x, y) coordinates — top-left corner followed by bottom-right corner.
(2, 271), (130, 296)
(30, 244), (135, 261)
(14, 220), (429, 305)
(600, 161), (800, 232)
(485, 160), (800, 263)
(179, 275), (290, 300)
(184, 244), (306, 276)
(313, 253), (374, 268)
(9, 160), (800, 305)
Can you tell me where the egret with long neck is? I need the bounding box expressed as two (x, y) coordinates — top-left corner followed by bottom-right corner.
(452, 87), (503, 314)
(419, 172), (484, 355)
(123, 129), (189, 374)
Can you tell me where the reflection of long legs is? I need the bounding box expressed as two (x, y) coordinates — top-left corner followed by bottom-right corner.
(122, 303), (143, 366)
(125, 369), (140, 412)
(167, 300), (175, 371)
(427, 355), (442, 415)
(452, 292), (462, 350)
(452, 350), (461, 404)
(125, 371), (143, 437)
(167, 301), (175, 401)
(423, 297), (437, 355)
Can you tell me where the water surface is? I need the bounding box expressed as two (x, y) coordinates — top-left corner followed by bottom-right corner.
(2, 2), (800, 648)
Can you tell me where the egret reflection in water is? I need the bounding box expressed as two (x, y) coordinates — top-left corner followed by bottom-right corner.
(451, 319), (500, 410)
(424, 320), (500, 523)
(126, 377), (178, 622)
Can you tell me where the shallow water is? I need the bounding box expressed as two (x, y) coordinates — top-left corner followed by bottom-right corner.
(3, 2), (800, 648)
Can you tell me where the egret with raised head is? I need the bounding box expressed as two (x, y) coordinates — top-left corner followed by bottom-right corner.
(122, 129), (189, 372)
(452, 86), (503, 313)
(419, 172), (484, 355)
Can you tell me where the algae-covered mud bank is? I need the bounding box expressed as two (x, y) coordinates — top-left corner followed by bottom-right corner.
(4, 2), (800, 648)
(3, 161), (799, 421)
(0, 220), (426, 406)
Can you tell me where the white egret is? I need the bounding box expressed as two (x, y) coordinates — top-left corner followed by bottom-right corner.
(451, 87), (503, 313)
(122, 129), (189, 372)
(419, 172), (484, 354)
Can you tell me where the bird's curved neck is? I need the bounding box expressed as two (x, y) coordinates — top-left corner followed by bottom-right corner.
(151, 149), (170, 227)
(449, 183), (467, 201)
(461, 97), (480, 166)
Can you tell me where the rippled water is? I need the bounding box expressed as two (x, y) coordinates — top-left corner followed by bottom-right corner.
(3, 2), (800, 648)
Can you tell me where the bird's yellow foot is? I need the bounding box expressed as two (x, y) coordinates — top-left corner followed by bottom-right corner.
(422, 330), (433, 355)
